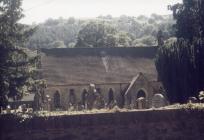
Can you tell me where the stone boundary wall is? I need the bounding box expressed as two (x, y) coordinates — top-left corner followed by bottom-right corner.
(0, 109), (204, 140)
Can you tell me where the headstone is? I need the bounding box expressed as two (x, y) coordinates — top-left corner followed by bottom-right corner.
(188, 97), (198, 103)
(199, 91), (204, 102)
(77, 101), (84, 111)
(68, 103), (75, 111)
(6, 105), (11, 114)
(108, 100), (117, 109)
(18, 105), (22, 112)
(135, 97), (146, 109)
(152, 94), (166, 108)
(42, 94), (51, 111)
(34, 92), (42, 111)
(93, 91), (105, 109)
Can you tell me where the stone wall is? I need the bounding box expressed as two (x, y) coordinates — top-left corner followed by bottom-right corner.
(1, 109), (204, 140)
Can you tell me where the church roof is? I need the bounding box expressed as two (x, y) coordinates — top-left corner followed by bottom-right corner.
(41, 47), (158, 85)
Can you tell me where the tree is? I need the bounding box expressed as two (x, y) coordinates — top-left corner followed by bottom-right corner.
(117, 32), (132, 47)
(49, 40), (66, 48)
(27, 17), (81, 49)
(156, 0), (204, 103)
(156, 39), (204, 103)
(0, 0), (38, 109)
(170, 0), (204, 41)
(76, 21), (119, 48)
(26, 15), (174, 49)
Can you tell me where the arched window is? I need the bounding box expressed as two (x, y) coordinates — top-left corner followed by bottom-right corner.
(54, 90), (61, 108)
(69, 89), (76, 105)
(108, 88), (114, 104)
(81, 89), (88, 106)
(120, 86), (128, 108)
(137, 90), (146, 98)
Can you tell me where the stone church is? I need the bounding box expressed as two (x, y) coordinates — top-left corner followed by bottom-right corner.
(39, 47), (166, 110)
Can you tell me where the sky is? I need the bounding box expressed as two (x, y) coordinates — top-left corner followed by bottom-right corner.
(21, 0), (182, 24)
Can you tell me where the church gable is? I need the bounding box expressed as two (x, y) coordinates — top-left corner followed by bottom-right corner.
(124, 72), (156, 108)
(125, 73), (150, 97)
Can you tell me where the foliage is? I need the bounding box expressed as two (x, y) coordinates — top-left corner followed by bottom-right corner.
(165, 103), (204, 110)
(199, 91), (204, 102)
(156, 38), (204, 103)
(133, 35), (156, 46)
(27, 18), (82, 49)
(75, 21), (119, 48)
(117, 32), (132, 47)
(0, 0), (39, 109)
(156, 0), (204, 103)
(27, 14), (175, 49)
(170, 0), (204, 41)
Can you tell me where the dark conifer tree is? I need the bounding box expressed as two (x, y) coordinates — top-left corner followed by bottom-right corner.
(0, 0), (41, 109)
(156, 0), (204, 103)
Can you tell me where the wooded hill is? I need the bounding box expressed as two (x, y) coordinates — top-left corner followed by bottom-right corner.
(27, 14), (175, 49)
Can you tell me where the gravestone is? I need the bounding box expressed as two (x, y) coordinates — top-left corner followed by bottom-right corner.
(188, 97), (198, 103)
(34, 92), (42, 111)
(6, 105), (11, 114)
(77, 101), (84, 111)
(152, 94), (166, 108)
(108, 100), (117, 109)
(135, 97), (146, 109)
(93, 93), (105, 109)
(46, 94), (51, 111)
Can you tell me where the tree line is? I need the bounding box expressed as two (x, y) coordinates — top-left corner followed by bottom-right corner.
(27, 14), (175, 49)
